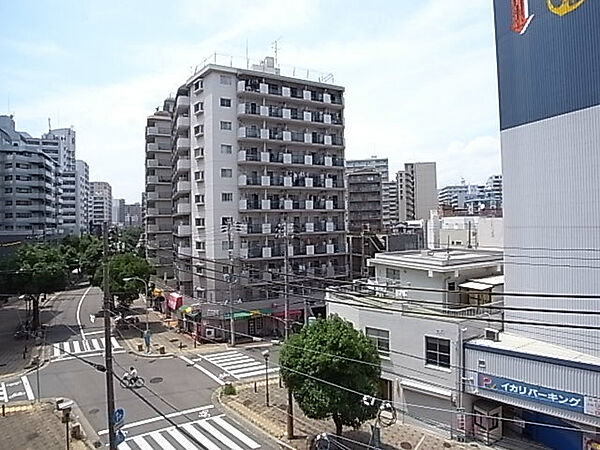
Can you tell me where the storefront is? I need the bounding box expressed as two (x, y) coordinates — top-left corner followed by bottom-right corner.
(166, 292), (183, 318)
(176, 305), (201, 336)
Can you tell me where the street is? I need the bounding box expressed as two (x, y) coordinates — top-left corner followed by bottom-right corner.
(1, 285), (278, 450)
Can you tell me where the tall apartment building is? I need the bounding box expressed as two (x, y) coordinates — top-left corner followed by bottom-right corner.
(0, 115), (62, 239)
(90, 181), (112, 226)
(484, 174), (502, 205)
(75, 160), (89, 234)
(167, 56), (346, 303)
(346, 156), (398, 228)
(112, 198), (125, 225)
(145, 98), (175, 279)
(42, 128), (78, 235)
(123, 203), (142, 228)
(347, 169), (383, 233)
(397, 162), (437, 221)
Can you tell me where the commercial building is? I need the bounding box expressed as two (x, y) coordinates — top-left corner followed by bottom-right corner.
(112, 198), (125, 225)
(461, 3), (600, 448)
(165, 55), (347, 327)
(346, 156), (389, 180)
(123, 203), (142, 228)
(328, 249), (504, 431)
(397, 162), (438, 221)
(0, 115), (62, 239)
(75, 160), (89, 234)
(144, 98), (175, 280)
(90, 181), (112, 226)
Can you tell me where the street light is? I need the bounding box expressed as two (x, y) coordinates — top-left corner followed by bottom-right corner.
(122, 276), (149, 333)
(262, 349), (270, 407)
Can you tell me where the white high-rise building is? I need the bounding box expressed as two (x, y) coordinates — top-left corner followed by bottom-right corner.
(397, 162), (437, 221)
(166, 56), (346, 304)
(90, 181), (112, 226)
(75, 160), (89, 234)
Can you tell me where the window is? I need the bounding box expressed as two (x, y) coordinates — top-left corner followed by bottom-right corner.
(221, 144), (232, 154)
(194, 147), (204, 158)
(220, 168), (232, 178)
(220, 121), (232, 130)
(365, 327), (390, 357)
(194, 102), (203, 113)
(194, 170), (204, 181)
(195, 194), (205, 204)
(425, 337), (450, 368)
(194, 124), (204, 135)
(5, 200), (12, 206)
(221, 193), (233, 202)
(386, 268), (401, 280)
(221, 216), (233, 226)
(448, 282), (456, 291)
(193, 80), (203, 91)
(195, 218), (205, 227)
(222, 240), (233, 251)
(220, 75), (232, 85)
(220, 98), (231, 107)
(196, 241), (205, 250)
(4, 188), (12, 193)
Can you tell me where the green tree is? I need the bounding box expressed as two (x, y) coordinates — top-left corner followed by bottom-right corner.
(16, 244), (68, 329)
(120, 227), (142, 252)
(279, 316), (381, 435)
(80, 235), (103, 278)
(93, 253), (151, 310)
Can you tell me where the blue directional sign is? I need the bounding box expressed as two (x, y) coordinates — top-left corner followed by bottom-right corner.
(115, 430), (126, 446)
(112, 408), (125, 428)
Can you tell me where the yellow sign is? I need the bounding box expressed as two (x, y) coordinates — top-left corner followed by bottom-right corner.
(547, 0), (587, 16)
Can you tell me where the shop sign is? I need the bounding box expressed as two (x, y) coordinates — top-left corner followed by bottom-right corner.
(584, 396), (600, 418)
(478, 373), (584, 414)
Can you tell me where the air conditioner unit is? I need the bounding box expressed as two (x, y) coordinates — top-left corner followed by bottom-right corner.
(205, 327), (215, 339)
(484, 328), (499, 342)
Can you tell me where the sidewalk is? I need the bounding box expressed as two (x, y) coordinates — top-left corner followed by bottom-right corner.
(116, 297), (229, 357)
(0, 295), (55, 380)
(1, 400), (89, 450)
(220, 380), (494, 450)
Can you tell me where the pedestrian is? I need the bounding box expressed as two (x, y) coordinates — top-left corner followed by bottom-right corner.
(143, 329), (151, 353)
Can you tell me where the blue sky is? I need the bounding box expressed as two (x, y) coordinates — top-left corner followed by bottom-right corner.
(0, 0), (501, 203)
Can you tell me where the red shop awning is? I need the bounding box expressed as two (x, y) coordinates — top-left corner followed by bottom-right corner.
(272, 310), (303, 319)
(167, 292), (183, 310)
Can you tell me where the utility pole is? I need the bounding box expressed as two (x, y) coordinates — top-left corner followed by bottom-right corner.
(279, 218), (294, 439)
(221, 219), (238, 346)
(103, 223), (117, 450)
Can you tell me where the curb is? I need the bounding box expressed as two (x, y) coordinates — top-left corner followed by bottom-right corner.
(214, 385), (295, 450)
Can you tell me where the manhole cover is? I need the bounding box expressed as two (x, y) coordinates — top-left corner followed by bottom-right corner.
(400, 443), (413, 450)
(26, 432), (40, 440)
(150, 376), (163, 384)
(169, 339), (179, 343)
(88, 408), (100, 415)
(443, 443), (452, 448)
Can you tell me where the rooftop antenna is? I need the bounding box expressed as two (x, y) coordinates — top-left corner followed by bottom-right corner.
(272, 37), (282, 66)
(48, 117), (51, 133)
(246, 39), (249, 69)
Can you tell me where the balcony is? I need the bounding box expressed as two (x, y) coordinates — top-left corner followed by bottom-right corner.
(147, 224), (171, 233)
(176, 180), (191, 192)
(176, 96), (190, 112)
(147, 208), (171, 217)
(176, 137), (190, 152)
(177, 246), (192, 258)
(174, 203), (191, 215)
(175, 116), (190, 130)
(176, 225), (191, 236)
(146, 126), (171, 137)
(175, 159), (191, 174)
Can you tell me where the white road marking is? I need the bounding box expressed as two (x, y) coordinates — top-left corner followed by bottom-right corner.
(220, 360), (262, 371)
(206, 354), (249, 363)
(179, 355), (225, 385)
(203, 350), (238, 358)
(111, 337), (122, 349)
(90, 338), (101, 350)
(72, 341), (81, 353)
(148, 432), (177, 450)
(98, 405), (215, 435)
(21, 376), (34, 401)
(9, 391), (25, 399)
(54, 349), (125, 362)
(0, 382), (7, 403)
(229, 364), (268, 375)
(62, 342), (69, 353)
(198, 420), (244, 450)
(132, 436), (154, 450)
(212, 416), (261, 449)
(117, 441), (132, 450)
(236, 368), (279, 379)
(76, 285), (93, 340)
(85, 330), (105, 336)
(181, 423), (221, 450)
(217, 357), (257, 367)
(5, 381), (20, 387)
(53, 344), (61, 358)
(170, 427), (200, 448)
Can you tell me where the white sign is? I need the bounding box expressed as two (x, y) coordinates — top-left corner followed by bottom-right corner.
(584, 396), (600, 418)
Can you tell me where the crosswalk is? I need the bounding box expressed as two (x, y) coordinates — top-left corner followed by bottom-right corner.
(196, 351), (279, 381)
(51, 336), (124, 361)
(0, 376), (35, 403)
(118, 415), (261, 450)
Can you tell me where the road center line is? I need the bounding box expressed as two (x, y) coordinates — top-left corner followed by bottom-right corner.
(179, 355), (225, 385)
(76, 286), (93, 340)
(21, 376), (34, 401)
(97, 405), (215, 435)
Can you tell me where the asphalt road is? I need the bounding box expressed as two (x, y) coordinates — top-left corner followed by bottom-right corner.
(2, 285), (279, 450)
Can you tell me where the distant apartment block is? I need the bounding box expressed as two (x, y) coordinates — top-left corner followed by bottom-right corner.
(347, 169), (383, 233)
(397, 162), (437, 221)
(144, 98), (175, 279)
(90, 181), (112, 226)
(75, 160), (89, 234)
(123, 203), (142, 228)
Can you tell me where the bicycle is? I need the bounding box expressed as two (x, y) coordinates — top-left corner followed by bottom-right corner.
(120, 375), (145, 388)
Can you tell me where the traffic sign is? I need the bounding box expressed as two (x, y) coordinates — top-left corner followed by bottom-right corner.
(90, 314), (95, 324)
(115, 430), (126, 446)
(112, 408), (125, 428)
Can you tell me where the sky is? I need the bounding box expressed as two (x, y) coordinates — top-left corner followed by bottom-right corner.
(0, 0), (501, 203)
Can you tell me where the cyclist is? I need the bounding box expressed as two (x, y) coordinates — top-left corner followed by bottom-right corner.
(124, 366), (138, 385)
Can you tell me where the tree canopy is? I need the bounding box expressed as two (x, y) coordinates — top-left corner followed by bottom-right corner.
(279, 316), (381, 435)
(92, 252), (152, 307)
